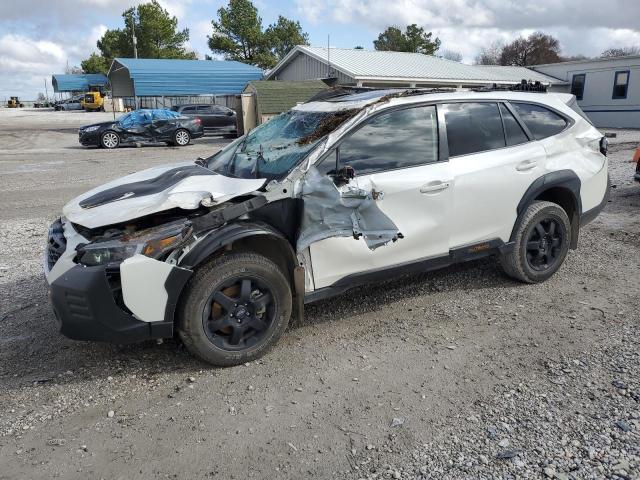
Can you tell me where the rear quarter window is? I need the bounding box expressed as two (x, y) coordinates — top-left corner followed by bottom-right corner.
(511, 102), (568, 140)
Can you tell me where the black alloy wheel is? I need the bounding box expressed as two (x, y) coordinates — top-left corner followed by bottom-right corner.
(525, 217), (565, 271)
(178, 252), (292, 366)
(499, 200), (571, 283)
(202, 276), (275, 351)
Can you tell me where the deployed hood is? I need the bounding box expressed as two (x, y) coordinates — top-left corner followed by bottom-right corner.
(63, 162), (266, 229)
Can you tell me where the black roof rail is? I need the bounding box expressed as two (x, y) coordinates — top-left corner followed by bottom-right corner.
(306, 86), (457, 103)
(472, 80), (548, 93)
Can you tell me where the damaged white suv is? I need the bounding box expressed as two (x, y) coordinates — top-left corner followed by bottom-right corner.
(44, 88), (609, 366)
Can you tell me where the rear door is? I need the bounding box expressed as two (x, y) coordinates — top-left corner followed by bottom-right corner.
(180, 106), (198, 120)
(443, 101), (546, 248)
(149, 110), (177, 140)
(308, 104), (453, 289)
(196, 105), (216, 128)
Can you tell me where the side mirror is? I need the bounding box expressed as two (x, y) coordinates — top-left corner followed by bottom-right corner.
(226, 111), (234, 116)
(332, 166), (355, 187)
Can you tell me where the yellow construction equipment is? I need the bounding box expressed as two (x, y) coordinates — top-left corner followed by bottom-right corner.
(7, 96), (24, 108)
(82, 85), (106, 112)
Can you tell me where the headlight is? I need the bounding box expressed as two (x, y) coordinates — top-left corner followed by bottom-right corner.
(83, 125), (100, 133)
(77, 221), (191, 266)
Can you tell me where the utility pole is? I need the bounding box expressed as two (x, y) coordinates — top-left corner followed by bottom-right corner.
(130, 11), (138, 109)
(130, 11), (138, 59)
(44, 78), (49, 101)
(327, 34), (331, 78)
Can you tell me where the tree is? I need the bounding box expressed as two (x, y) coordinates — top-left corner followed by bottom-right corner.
(439, 49), (463, 62)
(560, 54), (590, 62)
(36, 92), (46, 102)
(264, 16), (309, 60)
(208, 0), (308, 69)
(81, 0), (196, 74)
(474, 40), (503, 65)
(354, 45), (364, 50)
(81, 53), (111, 74)
(500, 32), (561, 66)
(374, 24), (440, 55)
(601, 46), (640, 58)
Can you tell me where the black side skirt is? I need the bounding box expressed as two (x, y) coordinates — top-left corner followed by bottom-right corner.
(304, 238), (511, 304)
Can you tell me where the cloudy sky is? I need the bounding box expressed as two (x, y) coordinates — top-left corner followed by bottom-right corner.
(1, 0), (638, 99)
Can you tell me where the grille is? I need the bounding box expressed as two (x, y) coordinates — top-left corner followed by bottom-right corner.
(47, 219), (67, 270)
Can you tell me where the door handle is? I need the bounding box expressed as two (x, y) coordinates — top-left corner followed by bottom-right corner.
(420, 181), (451, 194)
(516, 159), (537, 171)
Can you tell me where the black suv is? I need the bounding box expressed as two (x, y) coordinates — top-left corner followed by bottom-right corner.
(171, 104), (237, 136)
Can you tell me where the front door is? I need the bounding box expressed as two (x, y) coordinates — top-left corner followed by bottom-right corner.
(307, 104), (453, 289)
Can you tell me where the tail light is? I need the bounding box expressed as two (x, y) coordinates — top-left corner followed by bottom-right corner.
(599, 137), (608, 156)
(194, 117), (202, 124)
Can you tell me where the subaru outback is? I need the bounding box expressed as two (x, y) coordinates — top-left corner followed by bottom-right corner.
(44, 88), (609, 366)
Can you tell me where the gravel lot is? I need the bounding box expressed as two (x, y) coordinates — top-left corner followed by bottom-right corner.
(0, 108), (638, 480)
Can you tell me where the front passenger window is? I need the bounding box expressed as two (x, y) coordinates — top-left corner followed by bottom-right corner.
(338, 106), (438, 175)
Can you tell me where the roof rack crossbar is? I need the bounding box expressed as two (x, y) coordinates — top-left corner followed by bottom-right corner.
(472, 79), (548, 93)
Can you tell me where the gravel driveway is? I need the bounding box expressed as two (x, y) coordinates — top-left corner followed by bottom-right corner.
(0, 109), (638, 479)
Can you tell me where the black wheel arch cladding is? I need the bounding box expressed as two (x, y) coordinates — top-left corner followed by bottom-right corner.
(511, 170), (582, 249)
(179, 221), (298, 274)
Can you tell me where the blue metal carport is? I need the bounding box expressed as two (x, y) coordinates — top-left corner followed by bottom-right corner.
(51, 74), (108, 92)
(108, 58), (263, 98)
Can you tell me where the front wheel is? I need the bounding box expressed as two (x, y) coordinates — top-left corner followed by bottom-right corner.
(100, 130), (120, 149)
(173, 128), (191, 146)
(500, 201), (571, 283)
(178, 253), (292, 366)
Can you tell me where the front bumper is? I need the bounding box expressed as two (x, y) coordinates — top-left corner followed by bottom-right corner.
(45, 219), (191, 344)
(78, 129), (100, 146)
(49, 264), (172, 343)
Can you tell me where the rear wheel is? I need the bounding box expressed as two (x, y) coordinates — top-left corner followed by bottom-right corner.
(100, 130), (120, 149)
(173, 128), (191, 146)
(500, 201), (571, 283)
(178, 253), (292, 366)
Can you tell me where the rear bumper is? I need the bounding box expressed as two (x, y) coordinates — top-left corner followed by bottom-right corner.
(49, 264), (173, 343)
(580, 176), (610, 226)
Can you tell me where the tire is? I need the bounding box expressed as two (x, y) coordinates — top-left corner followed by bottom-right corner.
(178, 253), (292, 366)
(173, 128), (191, 146)
(500, 201), (571, 283)
(100, 130), (120, 149)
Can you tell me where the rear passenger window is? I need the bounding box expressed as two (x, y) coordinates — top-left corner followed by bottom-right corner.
(500, 104), (528, 146)
(338, 105), (438, 175)
(182, 106), (196, 114)
(197, 105), (213, 114)
(443, 102), (505, 157)
(511, 103), (568, 140)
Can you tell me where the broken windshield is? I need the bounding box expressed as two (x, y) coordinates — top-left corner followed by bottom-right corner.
(206, 109), (357, 181)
